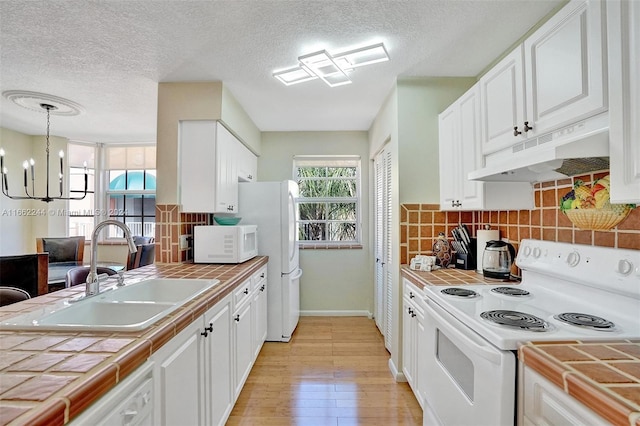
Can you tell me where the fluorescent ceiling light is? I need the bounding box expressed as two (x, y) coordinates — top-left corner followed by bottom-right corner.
(273, 42), (388, 87)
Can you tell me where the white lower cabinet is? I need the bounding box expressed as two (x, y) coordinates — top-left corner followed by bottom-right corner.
(152, 319), (204, 426)
(252, 266), (268, 358)
(147, 272), (267, 426)
(71, 270), (268, 425)
(203, 297), (233, 426)
(233, 298), (253, 399)
(70, 362), (154, 425)
(402, 279), (426, 408)
(521, 366), (608, 426)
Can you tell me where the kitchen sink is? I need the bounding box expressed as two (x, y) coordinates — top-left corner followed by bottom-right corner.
(0, 278), (220, 331)
(101, 278), (219, 304)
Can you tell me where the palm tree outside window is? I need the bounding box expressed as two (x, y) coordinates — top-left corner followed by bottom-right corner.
(294, 155), (361, 246)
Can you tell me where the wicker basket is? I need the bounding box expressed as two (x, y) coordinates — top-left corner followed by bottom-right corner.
(564, 208), (632, 231)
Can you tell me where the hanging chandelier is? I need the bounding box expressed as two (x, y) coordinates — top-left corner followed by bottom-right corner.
(1, 102), (88, 203)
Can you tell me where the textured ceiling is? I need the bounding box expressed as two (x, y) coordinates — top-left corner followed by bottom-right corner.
(0, 0), (563, 143)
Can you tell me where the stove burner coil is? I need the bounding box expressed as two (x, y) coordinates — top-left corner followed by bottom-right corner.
(554, 313), (616, 331)
(480, 310), (549, 331)
(441, 288), (478, 298)
(491, 287), (530, 296)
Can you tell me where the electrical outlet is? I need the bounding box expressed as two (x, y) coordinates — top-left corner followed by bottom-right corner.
(179, 235), (189, 249)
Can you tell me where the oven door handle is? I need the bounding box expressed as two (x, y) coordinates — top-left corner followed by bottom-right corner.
(425, 298), (502, 365)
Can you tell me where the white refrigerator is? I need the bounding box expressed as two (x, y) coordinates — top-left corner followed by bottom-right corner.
(238, 180), (302, 342)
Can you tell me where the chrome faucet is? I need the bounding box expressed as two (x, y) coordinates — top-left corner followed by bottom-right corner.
(86, 220), (137, 297)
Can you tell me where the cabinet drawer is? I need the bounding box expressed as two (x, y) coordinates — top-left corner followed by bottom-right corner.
(251, 266), (267, 291)
(233, 278), (252, 308)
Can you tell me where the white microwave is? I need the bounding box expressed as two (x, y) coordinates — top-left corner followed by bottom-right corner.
(193, 225), (258, 264)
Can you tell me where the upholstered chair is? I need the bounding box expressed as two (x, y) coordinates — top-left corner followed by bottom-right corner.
(36, 236), (85, 264)
(0, 253), (49, 297)
(65, 266), (117, 288)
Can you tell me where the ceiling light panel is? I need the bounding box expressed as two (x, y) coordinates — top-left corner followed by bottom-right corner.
(274, 42), (388, 87)
(334, 43), (389, 69)
(298, 51), (351, 87)
(273, 66), (318, 86)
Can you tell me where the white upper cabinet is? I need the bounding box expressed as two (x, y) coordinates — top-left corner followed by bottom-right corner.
(179, 121), (240, 213)
(607, 0), (640, 203)
(440, 84), (484, 210)
(479, 0), (607, 156)
(236, 142), (257, 183)
(524, 0), (607, 135)
(440, 84), (533, 211)
(480, 46), (526, 155)
(215, 124), (239, 213)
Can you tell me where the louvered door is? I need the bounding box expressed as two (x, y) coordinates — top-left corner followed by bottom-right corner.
(374, 144), (393, 352)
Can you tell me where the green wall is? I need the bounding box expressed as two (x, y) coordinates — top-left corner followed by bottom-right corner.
(260, 131), (373, 315)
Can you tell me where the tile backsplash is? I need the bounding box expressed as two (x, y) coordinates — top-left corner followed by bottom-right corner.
(155, 204), (211, 263)
(400, 171), (640, 265)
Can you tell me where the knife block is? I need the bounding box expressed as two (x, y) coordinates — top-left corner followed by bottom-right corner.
(455, 238), (476, 270)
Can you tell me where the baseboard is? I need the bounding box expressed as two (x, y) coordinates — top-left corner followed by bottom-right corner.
(388, 358), (406, 382)
(300, 310), (372, 317)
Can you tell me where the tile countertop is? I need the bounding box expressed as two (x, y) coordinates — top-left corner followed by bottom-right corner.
(400, 264), (640, 426)
(400, 264), (520, 288)
(0, 256), (268, 426)
(520, 342), (640, 426)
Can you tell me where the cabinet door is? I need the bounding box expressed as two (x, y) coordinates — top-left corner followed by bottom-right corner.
(153, 321), (204, 426)
(525, 0), (607, 136)
(233, 301), (253, 399)
(607, 0), (640, 203)
(416, 307), (427, 408)
(402, 297), (415, 387)
(204, 298), (233, 426)
(215, 123), (239, 213)
(458, 85), (483, 210)
(253, 281), (268, 358)
(438, 104), (461, 210)
(439, 84), (484, 211)
(237, 142), (257, 182)
(522, 366), (609, 425)
(480, 46), (526, 154)
(180, 121), (217, 212)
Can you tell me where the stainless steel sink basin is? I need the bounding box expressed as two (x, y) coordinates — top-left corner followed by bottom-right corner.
(0, 278), (220, 331)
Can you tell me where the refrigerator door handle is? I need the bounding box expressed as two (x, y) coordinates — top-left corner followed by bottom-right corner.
(282, 268), (303, 280)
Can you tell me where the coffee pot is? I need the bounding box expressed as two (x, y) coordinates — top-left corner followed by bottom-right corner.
(482, 240), (516, 280)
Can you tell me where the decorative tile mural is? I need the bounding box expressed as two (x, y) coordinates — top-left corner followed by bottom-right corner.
(401, 171), (640, 266)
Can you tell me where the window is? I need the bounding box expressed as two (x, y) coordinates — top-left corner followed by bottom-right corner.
(105, 146), (156, 239)
(68, 143), (96, 238)
(294, 155), (360, 246)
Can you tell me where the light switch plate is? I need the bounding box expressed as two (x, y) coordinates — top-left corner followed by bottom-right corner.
(179, 235), (188, 249)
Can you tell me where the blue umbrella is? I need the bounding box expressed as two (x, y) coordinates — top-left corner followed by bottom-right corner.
(109, 171), (156, 191)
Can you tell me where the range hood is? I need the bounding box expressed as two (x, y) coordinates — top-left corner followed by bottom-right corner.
(469, 114), (609, 182)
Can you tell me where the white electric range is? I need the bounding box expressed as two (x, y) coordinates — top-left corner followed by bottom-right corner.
(420, 239), (640, 426)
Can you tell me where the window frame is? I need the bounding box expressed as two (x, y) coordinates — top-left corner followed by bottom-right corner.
(105, 169), (157, 240)
(66, 143), (157, 242)
(293, 155), (362, 248)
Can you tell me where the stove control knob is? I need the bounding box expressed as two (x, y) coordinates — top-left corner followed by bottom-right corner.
(566, 251), (580, 267)
(616, 259), (634, 276)
(522, 246), (531, 257)
(532, 247), (542, 259)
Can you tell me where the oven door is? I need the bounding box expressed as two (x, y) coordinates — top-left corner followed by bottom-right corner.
(422, 297), (516, 426)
